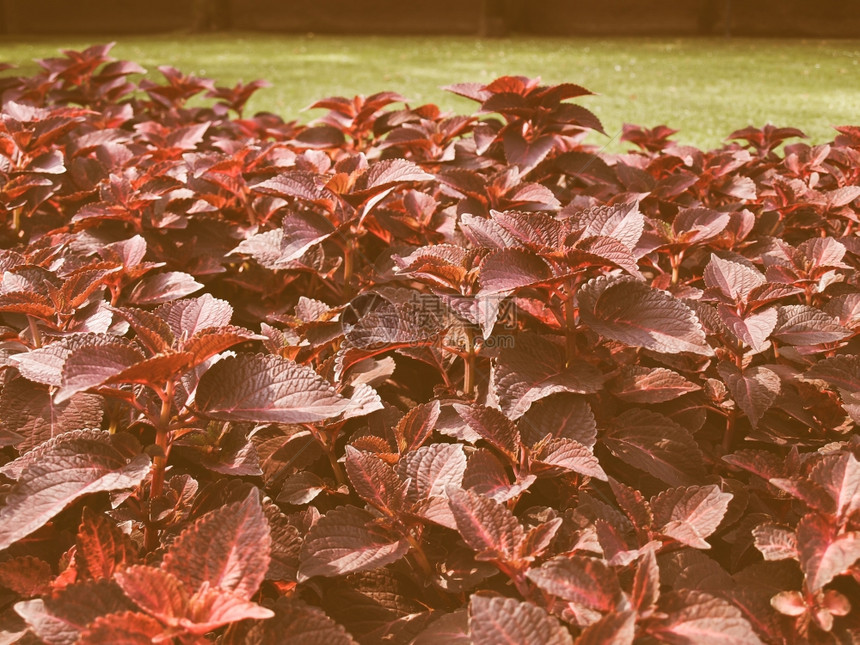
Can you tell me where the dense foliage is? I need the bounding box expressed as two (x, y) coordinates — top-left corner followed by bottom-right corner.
(0, 43), (859, 644)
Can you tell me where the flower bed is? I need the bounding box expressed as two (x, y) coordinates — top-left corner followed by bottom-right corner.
(0, 44), (858, 643)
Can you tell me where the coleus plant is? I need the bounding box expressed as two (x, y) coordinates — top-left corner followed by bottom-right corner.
(0, 44), (859, 644)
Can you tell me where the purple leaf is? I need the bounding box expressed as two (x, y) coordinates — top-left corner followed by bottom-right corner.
(0, 430), (150, 551)
(478, 248), (553, 295)
(518, 393), (596, 448)
(703, 254), (764, 302)
(447, 487), (524, 561)
(651, 590), (764, 645)
(196, 353), (351, 424)
(578, 276), (712, 356)
(530, 437), (607, 481)
(156, 293), (233, 338)
(14, 580), (135, 645)
(128, 271), (203, 305)
(397, 443), (467, 502)
(393, 400), (440, 454)
(297, 505), (410, 581)
(772, 305), (850, 346)
(651, 485), (733, 549)
(796, 512), (860, 592)
(526, 556), (620, 611)
(494, 334), (603, 419)
(453, 403), (520, 459)
(717, 363), (781, 429)
(608, 366), (700, 404)
(344, 445), (408, 514)
(469, 594), (573, 645)
(752, 523), (798, 561)
(161, 490), (270, 599)
(602, 409), (705, 487)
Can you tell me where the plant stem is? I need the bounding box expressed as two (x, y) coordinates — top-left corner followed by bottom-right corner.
(27, 316), (42, 348)
(145, 381), (173, 552)
(670, 250), (684, 287)
(463, 326), (476, 398)
(564, 291), (576, 368)
(343, 233), (356, 292)
(327, 441), (348, 487)
(722, 407), (737, 454)
(405, 533), (434, 579)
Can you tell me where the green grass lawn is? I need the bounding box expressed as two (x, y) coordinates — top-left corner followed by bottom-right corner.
(1, 33), (858, 152)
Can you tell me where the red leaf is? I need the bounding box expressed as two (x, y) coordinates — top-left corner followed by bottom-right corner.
(602, 409), (705, 487)
(183, 584), (274, 634)
(769, 591), (807, 617)
(525, 556), (620, 611)
(453, 403), (520, 459)
(578, 276), (712, 356)
(703, 254), (764, 302)
(364, 157), (433, 189)
(808, 452), (860, 522)
(344, 445), (408, 514)
(413, 610), (469, 645)
(14, 580), (135, 645)
(108, 306), (175, 354)
(796, 513), (860, 592)
(772, 305), (850, 346)
(503, 130), (557, 174)
(478, 248), (553, 295)
(297, 505), (410, 580)
(0, 378), (103, 452)
(241, 597), (358, 645)
(161, 490), (270, 599)
(518, 517), (563, 560)
(518, 393), (596, 448)
(574, 201), (644, 251)
(494, 334), (603, 419)
(651, 485), (733, 549)
(575, 611), (635, 645)
(652, 589), (764, 645)
(397, 442), (467, 502)
(181, 325), (260, 363)
(492, 209), (562, 250)
(113, 566), (187, 624)
(280, 210), (337, 262)
(752, 522), (798, 561)
(76, 507), (138, 581)
(564, 235), (644, 279)
(0, 430), (150, 551)
(156, 293), (233, 338)
(717, 306), (777, 353)
(717, 363), (781, 429)
(447, 488), (524, 561)
(672, 208), (730, 246)
(530, 437), (607, 481)
(393, 400), (440, 454)
(128, 271), (203, 305)
(55, 342), (146, 403)
(12, 333), (133, 387)
(0, 556), (53, 597)
(609, 478), (654, 530)
(608, 366), (700, 403)
(463, 447), (533, 503)
(469, 594), (573, 645)
(196, 353), (351, 424)
(632, 549), (660, 614)
(802, 354), (860, 392)
(76, 611), (164, 645)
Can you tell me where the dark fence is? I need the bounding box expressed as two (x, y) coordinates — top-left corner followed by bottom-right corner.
(1, 0), (858, 37)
